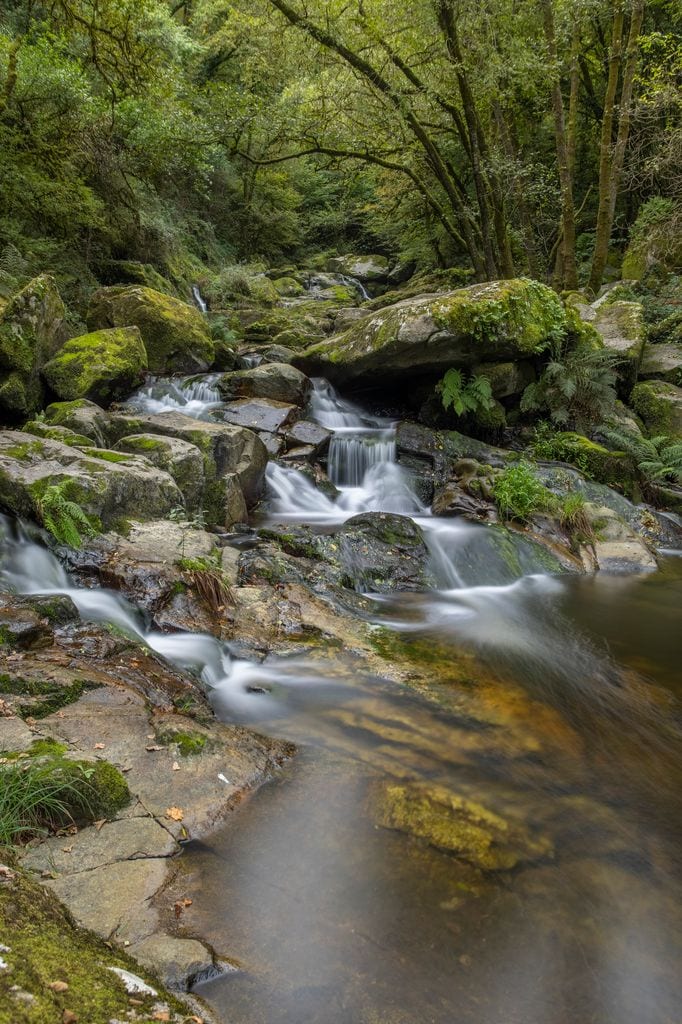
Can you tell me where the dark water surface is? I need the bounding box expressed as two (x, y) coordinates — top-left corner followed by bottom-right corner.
(186, 558), (682, 1024)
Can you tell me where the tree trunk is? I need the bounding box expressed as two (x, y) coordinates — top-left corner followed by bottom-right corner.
(541, 0), (579, 290)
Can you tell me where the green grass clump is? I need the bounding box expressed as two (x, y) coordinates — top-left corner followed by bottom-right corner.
(492, 461), (557, 523)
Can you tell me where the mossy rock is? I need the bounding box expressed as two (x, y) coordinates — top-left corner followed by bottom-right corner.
(97, 258), (176, 294)
(0, 274), (67, 422)
(272, 276), (305, 297)
(42, 327), (148, 405)
(369, 780), (553, 871)
(295, 278), (568, 386)
(23, 421), (95, 447)
(43, 399), (115, 447)
(549, 432), (635, 491)
(630, 380), (682, 437)
(86, 286), (214, 374)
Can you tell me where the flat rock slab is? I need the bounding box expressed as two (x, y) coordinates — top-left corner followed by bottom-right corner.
(220, 398), (298, 433)
(47, 857), (168, 945)
(0, 714), (35, 752)
(285, 419), (331, 452)
(130, 935), (217, 991)
(639, 342), (682, 384)
(22, 816), (177, 876)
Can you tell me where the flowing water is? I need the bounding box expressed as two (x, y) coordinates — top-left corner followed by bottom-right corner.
(1, 378), (681, 1024)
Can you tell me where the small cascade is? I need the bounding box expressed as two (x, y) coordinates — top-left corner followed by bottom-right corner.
(327, 430), (396, 487)
(239, 353), (262, 369)
(127, 374), (222, 419)
(192, 285), (208, 313)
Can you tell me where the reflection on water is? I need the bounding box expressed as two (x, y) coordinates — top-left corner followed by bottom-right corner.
(187, 559), (682, 1024)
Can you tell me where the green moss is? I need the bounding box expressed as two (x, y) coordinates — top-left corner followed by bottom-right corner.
(546, 432), (635, 491)
(0, 372), (29, 416)
(3, 440), (47, 461)
(0, 868), (182, 1024)
(87, 449), (134, 463)
(27, 738), (68, 758)
(155, 727), (207, 757)
(42, 327), (147, 404)
(118, 434), (165, 452)
(23, 421), (95, 447)
(630, 380), (682, 436)
(0, 676), (97, 719)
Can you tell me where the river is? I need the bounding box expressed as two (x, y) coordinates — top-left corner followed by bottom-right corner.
(2, 376), (681, 1024)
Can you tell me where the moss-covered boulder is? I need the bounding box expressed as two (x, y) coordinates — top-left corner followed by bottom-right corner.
(326, 254), (390, 284)
(42, 327), (147, 405)
(0, 274), (67, 422)
(23, 420), (95, 448)
(0, 431), (183, 530)
(543, 432), (635, 491)
(472, 359), (536, 399)
(87, 286), (213, 374)
(318, 512), (437, 593)
(295, 279), (568, 386)
(43, 399), (117, 447)
(115, 434), (204, 511)
(272, 276), (305, 297)
(630, 380), (682, 438)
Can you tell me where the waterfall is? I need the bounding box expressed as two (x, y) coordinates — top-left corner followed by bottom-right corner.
(126, 375), (222, 419)
(192, 285), (208, 313)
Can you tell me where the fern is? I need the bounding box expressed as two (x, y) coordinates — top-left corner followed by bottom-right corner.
(521, 346), (619, 429)
(37, 482), (96, 548)
(602, 429), (682, 486)
(437, 369), (494, 417)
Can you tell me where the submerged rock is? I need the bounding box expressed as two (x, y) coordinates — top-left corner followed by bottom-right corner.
(369, 780), (553, 870)
(43, 326), (148, 404)
(87, 285), (214, 373)
(296, 279), (567, 386)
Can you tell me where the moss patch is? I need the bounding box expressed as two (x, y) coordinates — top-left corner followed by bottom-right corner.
(0, 676), (97, 720)
(42, 327), (147, 405)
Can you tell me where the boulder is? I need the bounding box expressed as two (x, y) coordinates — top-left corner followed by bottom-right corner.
(115, 434), (205, 511)
(585, 504), (657, 573)
(218, 362), (311, 406)
(0, 432), (182, 528)
(285, 419), (331, 456)
(630, 380), (682, 437)
(472, 359), (535, 399)
(295, 279), (567, 386)
(320, 512), (436, 593)
(326, 254), (390, 284)
(24, 420), (95, 448)
(42, 326), (147, 404)
(593, 301), (646, 392)
(109, 410), (267, 524)
(87, 286), (214, 374)
(43, 399), (116, 447)
(0, 274), (67, 421)
(220, 398), (299, 434)
(638, 342), (682, 385)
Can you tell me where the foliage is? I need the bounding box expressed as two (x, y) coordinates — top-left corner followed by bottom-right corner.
(530, 422), (591, 476)
(437, 370), (494, 418)
(520, 345), (619, 429)
(602, 428), (682, 486)
(177, 554), (234, 612)
(0, 757), (94, 847)
(559, 491), (596, 548)
(492, 462), (558, 524)
(37, 482), (96, 548)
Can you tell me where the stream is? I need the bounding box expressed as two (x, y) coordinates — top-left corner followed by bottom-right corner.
(2, 376), (682, 1024)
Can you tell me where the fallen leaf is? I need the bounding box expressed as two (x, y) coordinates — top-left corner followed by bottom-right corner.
(172, 761), (180, 771)
(152, 1012), (170, 1022)
(62, 1011), (78, 1024)
(184, 1017), (204, 1024)
(128, 998), (144, 1006)
(93, 819), (106, 832)
(146, 745), (163, 752)
(48, 981), (69, 993)
(173, 898), (193, 918)
(165, 806), (184, 822)
(61, 846), (73, 854)
(93, 743), (105, 750)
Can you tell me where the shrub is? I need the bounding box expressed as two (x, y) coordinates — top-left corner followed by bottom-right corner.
(602, 429), (682, 487)
(521, 345), (619, 429)
(492, 461), (558, 523)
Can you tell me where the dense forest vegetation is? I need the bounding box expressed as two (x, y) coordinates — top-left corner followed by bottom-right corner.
(0, 0), (680, 308)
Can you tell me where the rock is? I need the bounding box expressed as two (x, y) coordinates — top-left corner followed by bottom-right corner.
(593, 301), (646, 392)
(472, 359), (535, 399)
(115, 434), (205, 511)
(272, 276), (305, 297)
(326, 254), (390, 284)
(110, 410), (267, 521)
(23, 421), (96, 448)
(630, 380), (682, 437)
(542, 432), (635, 492)
(0, 431), (183, 528)
(638, 342), (682, 385)
(42, 326), (147, 405)
(0, 275), (67, 421)
(322, 512), (436, 592)
(218, 362), (311, 406)
(247, 344), (296, 365)
(285, 419), (331, 455)
(369, 780), (553, 870)
(21, 817), (177, 877)
(87, 285), (214, 374)
(43, 399), (115, 447)
(220, 397), (298, 434)
(585, 504), (657, 572)
(129, 935), (216, 991)
(333, 308), (369, 332)
(296, 279), (567, 386)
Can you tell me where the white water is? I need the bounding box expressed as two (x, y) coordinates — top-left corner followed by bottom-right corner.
(127, 375), (222, 419)
(192, 285), (208, 313)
